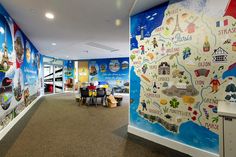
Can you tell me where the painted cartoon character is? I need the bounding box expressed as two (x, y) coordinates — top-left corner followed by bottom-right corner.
(89, 65), (97, 76)
(152, 38), (158, 48)
(140, 45), (145, 54)
(183, 47), (191, 60)
(141, 100), (147, 111)
(210, 75), (220, 93)
(142, 64), (148, 74)
(24, 88), (30, 106)
(14, 37), (24, 63)
(100, 64), (106, 72)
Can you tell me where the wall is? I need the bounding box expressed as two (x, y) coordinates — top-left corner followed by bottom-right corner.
(129, 0), (236, 155)
(0, 4), (42, 131)
(88, 58), (129, 92)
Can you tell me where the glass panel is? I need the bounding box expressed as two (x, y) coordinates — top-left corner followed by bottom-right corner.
(44, 65), (54, 94)
(54, 66), (63, 93)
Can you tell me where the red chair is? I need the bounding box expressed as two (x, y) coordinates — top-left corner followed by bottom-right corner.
(88, 85), (96, 90)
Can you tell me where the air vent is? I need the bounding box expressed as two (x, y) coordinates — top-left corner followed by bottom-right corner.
(86, 42), (119, 52)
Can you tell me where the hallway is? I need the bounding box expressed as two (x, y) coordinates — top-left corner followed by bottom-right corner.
(0, 94), (188, 157)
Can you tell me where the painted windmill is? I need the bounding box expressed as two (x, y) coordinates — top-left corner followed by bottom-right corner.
(171, 15), (183, 35)
(137, 25), (147, 40)
(185, 17), (198, 34)
(224, 0), (236, 19)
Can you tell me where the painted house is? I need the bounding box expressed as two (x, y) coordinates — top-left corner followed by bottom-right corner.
(158, 62), (170, 75)
(212, 47), (228, 63)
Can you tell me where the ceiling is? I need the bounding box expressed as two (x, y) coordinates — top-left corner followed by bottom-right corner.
(0, 0), (168, 60)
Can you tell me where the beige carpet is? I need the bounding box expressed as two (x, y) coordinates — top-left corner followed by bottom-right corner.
(0, 93), (189, 157)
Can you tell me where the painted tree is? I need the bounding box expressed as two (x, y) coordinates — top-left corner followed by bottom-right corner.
(170, 98), (180, 108)
(130, 54), (136, 61)
(212, 116), (219, 123)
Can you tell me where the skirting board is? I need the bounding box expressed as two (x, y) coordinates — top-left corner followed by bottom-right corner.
(128, 125), (219, 157)
(0, 95), (42, 141)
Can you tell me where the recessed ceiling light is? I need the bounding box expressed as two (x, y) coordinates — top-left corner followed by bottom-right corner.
(115, 19), (122, 26)
(52, 43), (56, 46)
(45, 12), (54, 19)
(66, 56), (69, 58)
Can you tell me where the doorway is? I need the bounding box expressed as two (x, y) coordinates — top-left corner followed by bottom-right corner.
(43, 64), (64, 94)
(54, 65), (63, 93)
(44, 64), (54, 94)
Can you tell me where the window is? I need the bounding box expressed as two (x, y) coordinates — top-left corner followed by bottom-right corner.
(215, 55), (225, 62)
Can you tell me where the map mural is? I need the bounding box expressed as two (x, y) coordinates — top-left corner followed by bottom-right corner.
(0, 4), (42, 131)
(130, 0), (236, 153)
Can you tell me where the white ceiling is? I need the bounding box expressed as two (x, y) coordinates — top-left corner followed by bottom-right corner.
(0, 0), (168, 60)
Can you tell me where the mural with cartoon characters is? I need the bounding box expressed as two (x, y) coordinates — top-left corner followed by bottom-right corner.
(64, 60), (74, 91)
(0, 4), (42, 131)
(88, 58), (129, 93)
(130, 0), (236, 154)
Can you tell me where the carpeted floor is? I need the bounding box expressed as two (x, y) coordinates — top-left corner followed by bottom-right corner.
(0, 93), (190, 157)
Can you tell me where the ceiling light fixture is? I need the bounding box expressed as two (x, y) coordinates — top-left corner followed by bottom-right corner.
(52, 43), (56, 46)
(45, 12), (54, 19)
(115, 19), (122, 27)
(116, 0), (122, 9)
(115, 19), (122, 26)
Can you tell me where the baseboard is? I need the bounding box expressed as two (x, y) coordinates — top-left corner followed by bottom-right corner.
(114, 93), (129, 96)
(43, 92), (67, 97)
(64, 91), (74, 93)
(128, 125), (219, 157)
(0, 96), (42, 141)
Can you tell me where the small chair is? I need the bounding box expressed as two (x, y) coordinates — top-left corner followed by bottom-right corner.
(96, 88), (106, 106)
(80, 88), (89, 105)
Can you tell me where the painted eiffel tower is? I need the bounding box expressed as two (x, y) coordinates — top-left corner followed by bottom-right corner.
(4, 23), (8, 52)
(172, 15), (183, 35)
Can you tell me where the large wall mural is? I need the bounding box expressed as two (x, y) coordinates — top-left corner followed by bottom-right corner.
(64, 60), (74, 91)
(0, 4), (42, 131)
(130, 0), (236, 154)
(88, 58), (129, 93)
